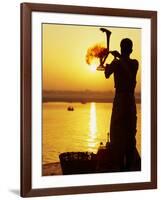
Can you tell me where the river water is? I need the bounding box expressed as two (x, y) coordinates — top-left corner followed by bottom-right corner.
(42, 102), (141, 164)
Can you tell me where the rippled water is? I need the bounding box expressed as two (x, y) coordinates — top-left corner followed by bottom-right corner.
(43, 102), (141, 164)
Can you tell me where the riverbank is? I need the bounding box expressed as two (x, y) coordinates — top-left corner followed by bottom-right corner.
(43, 90), (141, 103)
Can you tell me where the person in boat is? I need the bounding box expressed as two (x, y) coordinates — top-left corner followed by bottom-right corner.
(104, 38), (139, 171)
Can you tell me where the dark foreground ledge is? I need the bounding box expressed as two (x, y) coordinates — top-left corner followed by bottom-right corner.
(42, 149), (141, 176)
(42, 162), (62, 176)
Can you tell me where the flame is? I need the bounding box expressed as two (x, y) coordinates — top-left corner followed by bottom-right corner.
(86, 44), (107, 65)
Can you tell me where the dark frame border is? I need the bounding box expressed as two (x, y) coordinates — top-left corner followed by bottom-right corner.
(21, 3), (157, 197)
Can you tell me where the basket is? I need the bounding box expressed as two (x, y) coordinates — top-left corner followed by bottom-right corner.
(59, 152), (97, 175)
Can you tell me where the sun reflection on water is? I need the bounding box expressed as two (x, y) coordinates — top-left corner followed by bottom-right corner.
(90, 102), (97, 137)
(88, 102), (97, 151)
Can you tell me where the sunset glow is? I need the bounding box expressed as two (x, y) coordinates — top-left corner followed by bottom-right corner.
(42, 24), (142, 174)
(90, 63), (98, 72)
(43, 24), (141, 93)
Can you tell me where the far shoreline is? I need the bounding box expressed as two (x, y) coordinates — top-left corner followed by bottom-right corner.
(42, 99), (141, 104)
(43, 90), (141, 104)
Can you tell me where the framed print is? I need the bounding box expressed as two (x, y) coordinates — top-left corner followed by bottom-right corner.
(21, 3), (157, 197)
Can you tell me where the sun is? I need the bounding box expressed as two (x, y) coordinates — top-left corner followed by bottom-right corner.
(90, 63), (97, 72)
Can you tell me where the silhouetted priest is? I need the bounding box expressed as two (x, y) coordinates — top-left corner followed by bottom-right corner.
(105, 38), (139, 171)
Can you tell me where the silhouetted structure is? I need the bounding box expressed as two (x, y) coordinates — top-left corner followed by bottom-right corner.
(104, 37), (140, 171)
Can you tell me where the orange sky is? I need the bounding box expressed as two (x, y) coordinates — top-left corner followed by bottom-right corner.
(43, 24), (141, 93)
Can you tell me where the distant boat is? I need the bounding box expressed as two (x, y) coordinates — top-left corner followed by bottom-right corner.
(67, 106), (74, 111)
